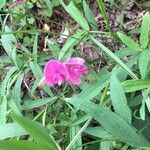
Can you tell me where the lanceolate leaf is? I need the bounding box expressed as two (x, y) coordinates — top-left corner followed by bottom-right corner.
(139, 50), (150, 79)
(11, 112), (58, 150)
(117, 32), (142, 51)
(75, 74), (109, 101)
(91, 37), (138, 79)
(0, 123), (27, 140)
(110, 73), (131, 124)
(0, 140), (50, 150)
(22, 97), (57, 110)
(12, 73), (24, 110)
(58, 31), (86, 60)
(140, 12), (150, 49)
(122, 79), (150, 93)
(85, 127), (113, 139)
(83, 0), (98, 30)
(61, 1), (89, 31)
(66, 98), (149, 147)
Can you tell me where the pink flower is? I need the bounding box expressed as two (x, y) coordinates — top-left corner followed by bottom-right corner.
(39, 60), (67, 87)
(39, 57), (89, 87)
(64, 57), (89, 85)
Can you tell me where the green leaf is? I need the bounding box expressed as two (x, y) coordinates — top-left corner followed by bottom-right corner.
(30, 62), (54, 96)
(139, 50), (150, 78)
(1, 67), (17, 96)
(0, 140), (50, 150)
(12, 73), (24, 110)
(72, 114), (91, 125)
(33, 33), (38, 63)
(140, 88), (150, 120)
(66, 98), (149, 147)
(48, 41), (60, 59)
(110, 72), (131, 124)
(0, 0), (6, 9)
(145, 97), (150, 113)
(142, 2), (150, 8)
(96, 0), (109, 29)
(43, 0), (52, 11)
(1, 26), (18, 67)
(83, 0), (98, 30)
(75, 74), (109, 101)
(0, 96), (7, 124)
(85, 127), (113, 139)
(61, 1), (89, 31)
(0, 55), (11, 63)
(58, 31), (86, 60)
(91, 37), (138, 79)
(122, 79), (150, 93)
(67, 117), (91, 150)
(69, 115), (82, 150)
(140, 12), (150, 49)
(117, 32), (142, 51)
(11, 112), (58, 150)
(0, 123), (27, 140)
(22, 97), (57, 110)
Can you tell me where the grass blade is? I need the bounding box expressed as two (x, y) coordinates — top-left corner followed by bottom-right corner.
(83, 0), (98, 31)
(117, 32), (142, 51)
(66, 118), (91, 150)
(91, 37), (138, 79)
(60, 1), (89, 31)
(140, 12), (150, 49)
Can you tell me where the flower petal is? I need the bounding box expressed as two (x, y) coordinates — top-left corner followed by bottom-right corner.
(44, 60), (67, 86)
(65, 57), (85, 65)
(64, 57), (89, 85)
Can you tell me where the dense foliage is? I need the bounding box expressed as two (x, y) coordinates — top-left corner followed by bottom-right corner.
(0, 0), (150, 150)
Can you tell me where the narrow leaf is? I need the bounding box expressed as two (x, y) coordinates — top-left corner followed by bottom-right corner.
(140, 12), (150, 49)
(66, 98), (144, 147)
(22, 97), (56, 110)
(75, 74), (109, 101)
(12, 73), (24, 110)
(117, 32), (142, 51)
(0, 96), (7, 124)
(33, 33), (38, 63)
(11, 112), (58, 150)
(91, 37), (138, 79)
(139, 50), (150, 78)
(59, 31), (85, 60)
(122, 79), (150, 93)
(0, 141), (50, 150)
(0, 123), (27, 140)
(110, 73), (131, 124)
(85, 127), (113, 139)
(83, 0), (98, 30)
(61, 1), (89, 31)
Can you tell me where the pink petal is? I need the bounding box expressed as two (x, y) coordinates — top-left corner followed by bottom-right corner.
(65, 57), (85, 65)
(64, 57), (89, 85)
(44, 60), (67, 87)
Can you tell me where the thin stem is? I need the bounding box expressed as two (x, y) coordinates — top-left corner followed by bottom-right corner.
(65, 118), (92, 150)
(100, 84), (109, 105)
(138, 122), (150, 134)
